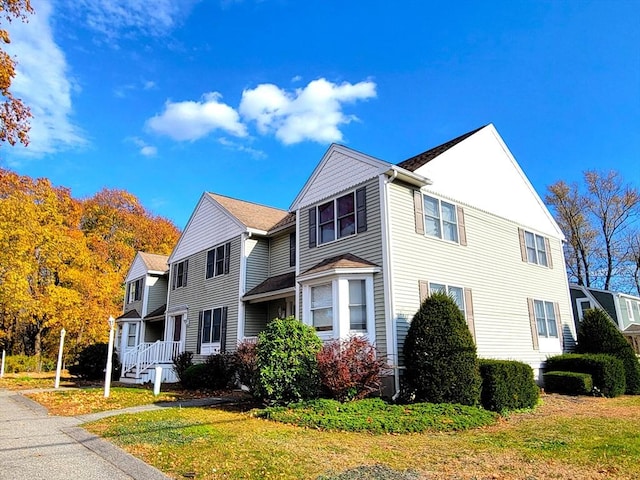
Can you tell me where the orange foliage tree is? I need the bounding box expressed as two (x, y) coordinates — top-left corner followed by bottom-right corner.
(0, 170), (180, 359)
(0, 0), (33, 146)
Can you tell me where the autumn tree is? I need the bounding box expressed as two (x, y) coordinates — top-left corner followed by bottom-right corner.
(0, 0), (33, 146)
(547, 170), (640, 294)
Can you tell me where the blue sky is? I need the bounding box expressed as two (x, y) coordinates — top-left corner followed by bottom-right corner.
(2, 0), (638, 229)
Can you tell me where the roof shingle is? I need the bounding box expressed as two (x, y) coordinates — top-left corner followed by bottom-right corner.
(139, 252), (169, 273)
(302, 253), (379, 276)
(208, 193), (290, 232)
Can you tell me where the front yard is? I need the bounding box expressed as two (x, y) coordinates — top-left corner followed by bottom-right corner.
(81, 393), (640, 480)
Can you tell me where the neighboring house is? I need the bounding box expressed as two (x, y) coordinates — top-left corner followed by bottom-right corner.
(570, 284), (640, 354)
(116, 251), (175, 383)
(120, 124), (576, 391)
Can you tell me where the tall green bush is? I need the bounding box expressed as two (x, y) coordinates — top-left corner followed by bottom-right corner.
(577, 308), (640, 394)
(255, 316), (323, 405)
(403, 292), (481, 406)
(479, 359), (540, 412)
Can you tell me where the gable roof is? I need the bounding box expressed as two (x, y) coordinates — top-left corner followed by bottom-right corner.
(208, 193), (289, 232)
(301, 253), (379, 276)
(268, 212), (296, 234)
(396, 125), (486, 172)
(138, 252), (169, 273)
(116, 309), (140, 320)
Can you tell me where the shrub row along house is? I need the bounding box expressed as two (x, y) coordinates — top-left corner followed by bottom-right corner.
(115, 124), (576, 393)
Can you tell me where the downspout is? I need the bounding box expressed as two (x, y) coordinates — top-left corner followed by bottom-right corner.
(381, 168), (400, 399)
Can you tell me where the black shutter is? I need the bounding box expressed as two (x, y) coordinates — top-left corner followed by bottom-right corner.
(220, 307), (228, 353)
(183, 260), (189, 287)
(289, 232), (296, 267)
(171, 265), (176, 290)
(196, 310), (203, 355)
(308, 208), (317, 248)
(356, 187), (367, 233)
(224, 242), (231, 274)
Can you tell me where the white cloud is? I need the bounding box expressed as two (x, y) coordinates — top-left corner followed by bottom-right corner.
(239, 78), (377, 144)
(140, 145), (158, 157)
(147, 92), (247, 141)
(4, 0), (86, 158)
(218, 137), (266, 160)
(71, 0), (200, 39)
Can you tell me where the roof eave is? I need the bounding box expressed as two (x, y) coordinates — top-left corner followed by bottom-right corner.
(242, 287), (296, 303)
(384, 166), (432, 187)
(298, 266), (381, 283)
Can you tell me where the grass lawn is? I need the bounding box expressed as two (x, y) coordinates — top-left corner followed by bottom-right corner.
(83, 393), (640, 480)
(0, 372), (79, 390)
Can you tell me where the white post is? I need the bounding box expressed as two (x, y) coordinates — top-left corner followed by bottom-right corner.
(1, 349), (5, 378)
(154, 366), (162, 396)
(104, 316), (115, 398)
(54, 328), (66, 389)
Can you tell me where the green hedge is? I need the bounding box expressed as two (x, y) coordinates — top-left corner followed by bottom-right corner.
(180, 353), (236, 391)
(2, 354), (55, 373)
(543, 371), (593, 395)
(545, 353), (625, 397)
(478, 359), (540, 412)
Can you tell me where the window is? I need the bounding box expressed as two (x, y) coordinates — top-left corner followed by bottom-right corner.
(519, 229), (552, 267)
(525, 231), (548, 266)
(429, 283), (465, 314)
(127, 323), (138, 347)
(577, 299), (592, 321)
(534, 300), (558, 338)
(308, 187), (367, 247)
(348, 280), (367, 331)
(172, 260), (188, 290)
(127, 278), (141, 303)
(289, 233), (296, 267)
(206, 242), (230, 279)
(423, 194), (459, 242)
(311, 283), (333, 331)
(201, 308), (222, 344)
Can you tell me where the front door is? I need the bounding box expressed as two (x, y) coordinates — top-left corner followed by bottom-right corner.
(173, 314), (183, 342)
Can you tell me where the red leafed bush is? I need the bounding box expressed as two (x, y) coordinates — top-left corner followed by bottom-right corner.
(234, 339), (258, 392)
(317, 336), (386, 401)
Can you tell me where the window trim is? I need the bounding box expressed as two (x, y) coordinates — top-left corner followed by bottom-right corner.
(205, 242), (231, 279)
(527, 298), (562, 353)
(198, 306), (228, 355)
(172, 259), (188, 290)
(309, 187), (367, 248)
(420, 193), (463, 244)
(519, 228), (552, 268)
(428, 282), (466, 316)
(127, 278), (142, 303)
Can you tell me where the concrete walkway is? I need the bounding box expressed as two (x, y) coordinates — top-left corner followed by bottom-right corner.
(0, 389), (233, 480)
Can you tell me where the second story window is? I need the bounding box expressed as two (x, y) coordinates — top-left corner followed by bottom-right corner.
(127, 278), (142, 303)
(206, 242), (230, 279)
(519, 229), (552, 267)
(308, 187), (367, 247)
(172, 259), (188, 290)
(423, 194), (458, 242)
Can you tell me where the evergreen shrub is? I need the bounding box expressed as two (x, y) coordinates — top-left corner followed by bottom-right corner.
(317, 336), (386, 401)
(479, 359), (540, 412)
(68, 343), (121, 380)
(577, 308), (640, 394)
(545, 353), (625, 397)
(543, 371), (593, 395)
(180, 363), (208, 390)
(180, 353), (236, 391)
(255, 316), (323, 405)
(402, 292), (481, 406)
(172, 351), (194, 384)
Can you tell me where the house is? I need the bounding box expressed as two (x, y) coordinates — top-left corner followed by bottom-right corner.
(119, 124), (576, 391)
(570, 284), (640, 354)
(116, 251), (177, 383)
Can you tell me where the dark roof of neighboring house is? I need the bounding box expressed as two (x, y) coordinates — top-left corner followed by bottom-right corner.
(244, 272), (296, 297)
(116, 309), (140, 320)
(302, 253), (379, 276)
(139, 252), (169, 273)
(623, 324), (640, 334)
(396, 125), (486, 172)
(208, 193), (290, 232)
(145, 304), (166, 320)
(268, 212), (297, 233)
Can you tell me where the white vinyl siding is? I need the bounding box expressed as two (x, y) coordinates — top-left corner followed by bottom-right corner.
(388, 181), (573, 372)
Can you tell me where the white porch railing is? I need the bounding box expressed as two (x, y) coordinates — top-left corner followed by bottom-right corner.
(121, 341), (182, 378)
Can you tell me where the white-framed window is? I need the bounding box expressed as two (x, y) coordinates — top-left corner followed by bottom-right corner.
(309, 187), (367, 247)
(310, 283), (333, 332)
(127, 278), (142, 303)
(127, 322), (138, 347)
(626, 299), (640, 323)
(524, 231), (548, 266)
(534, 300), (558, 338)
(303, 275), (375, 342)
(205, 242), (230, 279)
(577, 299), (592, 321)
(172, 260), (188, 290)
(423, 194), (459, 242)
(429, 282), (465, 315)
(201, 308), (222, 344)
